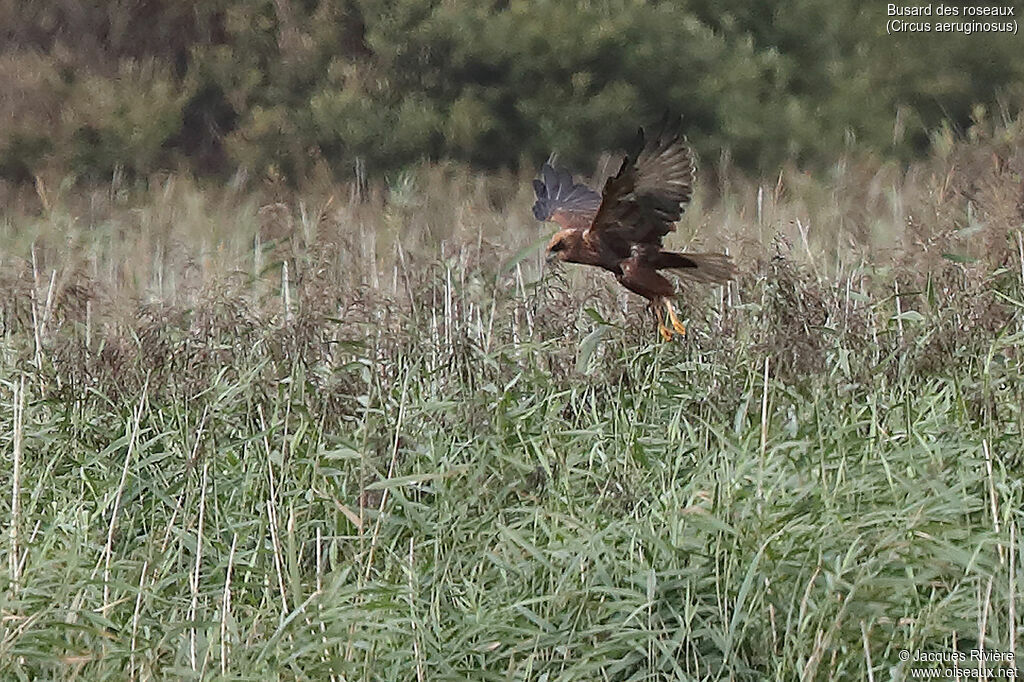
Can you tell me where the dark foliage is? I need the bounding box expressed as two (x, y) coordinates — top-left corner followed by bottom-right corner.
(1, 0), (1022, 184)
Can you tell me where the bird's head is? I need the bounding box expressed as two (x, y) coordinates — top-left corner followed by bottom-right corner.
(545, 230), (579, 264)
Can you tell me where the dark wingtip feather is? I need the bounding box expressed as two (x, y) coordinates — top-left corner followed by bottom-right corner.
(632, 126), (645, 157)
(532, 175), (550, 220)
(541, 164), (559, 193)
(532, 178), (546, 200)
(532, 199), (549, 220)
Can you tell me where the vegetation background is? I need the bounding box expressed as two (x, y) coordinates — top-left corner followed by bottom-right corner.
(1, 1), (1023, 680)
(2, 0), (1024, 183)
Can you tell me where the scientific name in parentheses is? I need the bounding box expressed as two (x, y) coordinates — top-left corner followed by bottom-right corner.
(886, 4), (1017, 33)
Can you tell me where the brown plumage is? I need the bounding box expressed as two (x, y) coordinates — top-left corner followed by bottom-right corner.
(533, 115), (734, 340)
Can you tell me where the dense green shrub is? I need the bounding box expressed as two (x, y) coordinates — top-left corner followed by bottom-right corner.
(1, 0), (1022, 184)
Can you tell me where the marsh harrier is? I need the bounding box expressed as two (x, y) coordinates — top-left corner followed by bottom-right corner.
(533, 116), (734, 340)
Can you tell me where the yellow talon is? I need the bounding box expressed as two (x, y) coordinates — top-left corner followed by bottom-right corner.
(665, 300), (686, 336)
(655, 304), (673, 341)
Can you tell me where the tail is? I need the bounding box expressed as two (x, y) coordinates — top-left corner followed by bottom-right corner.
(654, 251), (735, 284)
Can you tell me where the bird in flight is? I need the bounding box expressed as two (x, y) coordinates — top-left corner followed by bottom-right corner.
(533, 116), (734, 340)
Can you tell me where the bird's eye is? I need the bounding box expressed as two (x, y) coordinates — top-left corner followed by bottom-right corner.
(550, 240), (563, 252)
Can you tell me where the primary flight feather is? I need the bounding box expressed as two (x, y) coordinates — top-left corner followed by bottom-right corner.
(534, 115), (734, 340)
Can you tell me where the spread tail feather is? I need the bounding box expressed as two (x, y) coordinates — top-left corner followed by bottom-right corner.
(654, 251), (735, 284)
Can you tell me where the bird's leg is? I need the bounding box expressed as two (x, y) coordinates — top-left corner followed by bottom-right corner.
(655, 300), (673, 341)
(664, 299), (686, 336)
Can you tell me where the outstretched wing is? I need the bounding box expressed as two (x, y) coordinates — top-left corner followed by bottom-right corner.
(586, 115), (695, 246)
(532, 163), (602, 231)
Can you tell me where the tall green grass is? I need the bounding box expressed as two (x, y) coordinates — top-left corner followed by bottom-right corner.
(1, 116), (1023, 679)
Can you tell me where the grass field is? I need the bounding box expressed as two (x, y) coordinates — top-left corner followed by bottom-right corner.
(1, 118), (1023, 680)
